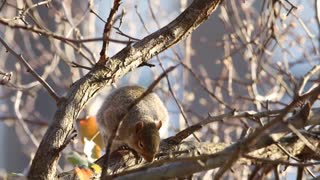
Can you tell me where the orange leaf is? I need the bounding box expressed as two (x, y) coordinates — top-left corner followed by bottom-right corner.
(78, 116), (104, 148)
(74, 167), (93, 180)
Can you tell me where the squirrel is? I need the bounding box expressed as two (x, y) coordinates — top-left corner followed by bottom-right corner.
(96, 85), (168, 162)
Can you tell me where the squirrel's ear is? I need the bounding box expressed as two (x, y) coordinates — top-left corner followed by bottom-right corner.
(155, 120), (162, 130)
(135, 121), (144, 134)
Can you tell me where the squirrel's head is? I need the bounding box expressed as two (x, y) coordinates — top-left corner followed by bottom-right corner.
(132, 120), (162, 162)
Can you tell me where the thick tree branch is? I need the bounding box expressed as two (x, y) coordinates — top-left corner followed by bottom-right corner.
(57, 102), (320, 179)
(60, 135), (320, 180)
(28, 0), (223, 179)
(103, 107), (320, 179)
(213, 85), (320, 179)
(109, 136), (319, 180)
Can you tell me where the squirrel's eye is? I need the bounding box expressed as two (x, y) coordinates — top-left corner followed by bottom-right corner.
(138, 141), (144, 149)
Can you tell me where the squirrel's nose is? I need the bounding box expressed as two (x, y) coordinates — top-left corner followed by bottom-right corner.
(142, 154), (154, 162)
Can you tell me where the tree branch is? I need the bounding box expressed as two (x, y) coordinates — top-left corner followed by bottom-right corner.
(0, 17), (130, 45)
(28, 0), (223, 179)
(104, 106), (320, 179)
(0, 37), (60, 102)
(98, 0), (121, 64)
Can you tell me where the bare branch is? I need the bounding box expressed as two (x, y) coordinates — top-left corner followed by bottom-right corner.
(243, 155), (320, 167)
(28, 0), (223, 179)
(98, 0), (122, 64)
(0, 36), (60, 102)
(103, 106), (320, 179)
(0, 17), (130, 45)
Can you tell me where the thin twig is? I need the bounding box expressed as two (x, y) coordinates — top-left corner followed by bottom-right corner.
(244, 154), (320, 167)
(213, 85), (320, 179)
(0, 0), (6, 11)
(71, 61), (92, 70)
(284, 0), (298, 16)
(0, 36), (60, 102)
(14, 91), (39, 147)
(134, 5), (150, 34)
(90, 8), (106, 23)
(298, 65), (320, 95)
(114, 27), (140, 41)
(156, 56), (200, 142)
(316, 0), (320, 48)
(0, 17), (129, 45)
(0, 116), (48, 126)
(98, 0), (121, 65)
(21, 0), (51, 18)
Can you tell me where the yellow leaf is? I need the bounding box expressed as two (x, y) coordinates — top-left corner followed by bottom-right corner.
(90, 163), (102, 174)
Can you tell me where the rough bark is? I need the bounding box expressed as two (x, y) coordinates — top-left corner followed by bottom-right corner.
(28, 0), (223, 179)
(104, 106), (320, 179)
(57, 107), (320, 179)
(110, 137), (319, 180)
